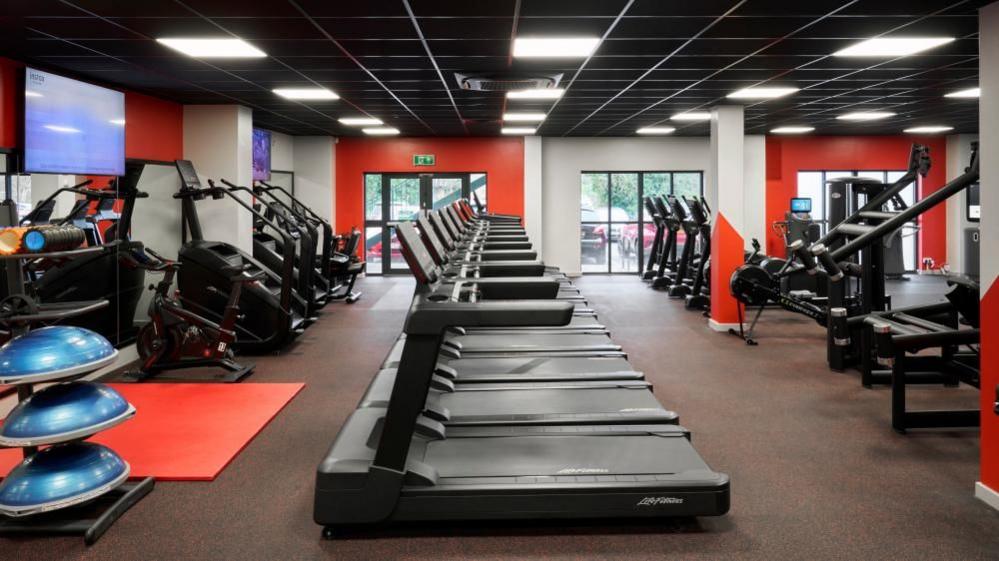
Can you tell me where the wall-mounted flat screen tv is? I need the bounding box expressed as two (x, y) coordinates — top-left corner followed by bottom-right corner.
(24, 67), (125, 176)
(967, 183), (980, 222)
(252, 128), (271, 181)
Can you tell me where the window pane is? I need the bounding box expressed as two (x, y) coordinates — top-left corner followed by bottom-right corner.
(364, 174), (382, 221)
(581, 222), (608, 273)
(796, 171), (824, 227)
(612, 222), (640, 273)
(672, 172), (701, 199)
(364, 226), (383, 274)
(470, 173), (487, 211)
(389, 176), (421, 220)
(581, 173), (609, 220)
(609, 173), (640, 221)
(431, 177), (462, 210)
(642, 173), (671, 221)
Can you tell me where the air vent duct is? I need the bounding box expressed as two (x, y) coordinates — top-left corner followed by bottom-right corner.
(456, 73), (562, 92)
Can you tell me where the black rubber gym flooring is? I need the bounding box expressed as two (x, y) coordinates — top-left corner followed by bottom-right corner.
(8, 275), (998, 560)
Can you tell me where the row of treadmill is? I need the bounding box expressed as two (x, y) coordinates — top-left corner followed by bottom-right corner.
(641, 193), (713, 311)
(314, 198), (729, 535)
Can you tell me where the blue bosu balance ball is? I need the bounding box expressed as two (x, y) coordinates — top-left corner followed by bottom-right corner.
(0, 442), (130, 517)
(0, 381), (135, 447)
(0, 326), (118, 385)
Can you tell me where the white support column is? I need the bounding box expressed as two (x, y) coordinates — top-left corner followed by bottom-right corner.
(523, 136), (543, 258)
(292, 136), (336, 225)
(182, 105), (254, 253)
(743, 135), (767, 251)
(945, 134), (979, 274)
(977, 0), (999, 511)
(708, 105), (746, 330)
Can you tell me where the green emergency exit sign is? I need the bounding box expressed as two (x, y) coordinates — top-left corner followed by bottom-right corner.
(413, 154), (436, 166)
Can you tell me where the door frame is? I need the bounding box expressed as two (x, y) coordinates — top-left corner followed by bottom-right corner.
(365, 172), (480, 275)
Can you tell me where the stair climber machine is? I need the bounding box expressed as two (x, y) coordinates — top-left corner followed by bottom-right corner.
(314, 221), (729, 535)
(255, 181), (364, 303)
(667, 196), (699, 297)
(23, 163), (150, 347)
(641, 196), (664, 281)
(650, 195), (679, 289)
(223, 180), (323, 321)
(684, 197), (711, 312)
(729, 144), (980, 382)
(173, 160), (305, 353)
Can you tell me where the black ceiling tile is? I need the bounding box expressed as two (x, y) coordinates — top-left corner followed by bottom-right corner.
(627, 0), (744, 17)
(520, 0), (630, 17)
(417, 18), (512, 39)
(516, 16), (618, 36)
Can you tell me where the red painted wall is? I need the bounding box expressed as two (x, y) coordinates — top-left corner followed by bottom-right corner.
(335, 137), (525, 253)
(765, 136), (948, 269)
(0, 57), (24, 149)
(0, 56), (183, 161)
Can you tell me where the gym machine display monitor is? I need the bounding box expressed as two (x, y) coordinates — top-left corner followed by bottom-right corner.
(790, 197), (812, 213)
(23, 68), (125, 176)
(967, 182), (980, 222)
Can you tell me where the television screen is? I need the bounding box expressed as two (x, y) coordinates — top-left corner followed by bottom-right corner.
(24, 68), (125, 176)
(791, 197), (812, 213)
(252, 128), (271, 181)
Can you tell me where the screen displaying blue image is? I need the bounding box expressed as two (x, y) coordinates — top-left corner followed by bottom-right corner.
(252, 128), (271, 181)
(24, 68), (125, 176)
(790, 197), (812, 213)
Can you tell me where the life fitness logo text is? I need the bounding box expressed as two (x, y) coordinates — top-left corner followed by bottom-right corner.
(637, 496), (684, 506)
(28, 72), (45, 85)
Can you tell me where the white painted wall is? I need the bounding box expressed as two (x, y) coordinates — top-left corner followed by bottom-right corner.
(271, 130), (294, 171)
(129, 163), (185, 320)
(945, 134), (978, 274)
(541, 137), (712, 275)
(523, 136), (543, 257)
(182, 105), (254, 253)
(29, 174), (78, 219)
(293, 136), (336, 225)
(743, 135), (767, 249)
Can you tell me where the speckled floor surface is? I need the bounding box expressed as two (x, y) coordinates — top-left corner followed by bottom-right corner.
(8, 275), (998, 561)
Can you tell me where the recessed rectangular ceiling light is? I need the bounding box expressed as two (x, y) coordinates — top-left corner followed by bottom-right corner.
(636, 127), (675, 135)
(363, 127), (400, 135)
(503, 112), (546, 122)
(273, 88), (339, 100)
(156, 38), (266, 58)
(727, 87), (799, 100)
(513, 37), (600, 58)
(836, 111), (896, 121)
(670, 112), (711, 122)
(339, 117), (383, 126)
(903, 126), (954, 134)
(770, 126), (815, 134)
(501, 127), (536, 135)
(944, 87), (980, 98)
(507, 88), (564, 100)
(833, 37), (954, 57)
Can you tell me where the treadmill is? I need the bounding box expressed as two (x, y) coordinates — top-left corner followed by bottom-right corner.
(395, 223), (621, 355)
(314, 222), (729, 532)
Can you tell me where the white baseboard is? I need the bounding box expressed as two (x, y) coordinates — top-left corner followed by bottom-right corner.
(976, 482), (999, 512)
(708, 319), (742, 332)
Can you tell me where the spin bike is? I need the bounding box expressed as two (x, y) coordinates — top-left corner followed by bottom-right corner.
(126, 248), (260, 382)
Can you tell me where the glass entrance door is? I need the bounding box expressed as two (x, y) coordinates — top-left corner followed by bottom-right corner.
(364, 172), (483, 274)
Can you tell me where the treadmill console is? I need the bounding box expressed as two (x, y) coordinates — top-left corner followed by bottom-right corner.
(395, 221), (439, 285)
(790, 197), (811, 214)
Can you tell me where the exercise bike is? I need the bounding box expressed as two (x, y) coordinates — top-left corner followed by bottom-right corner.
(126, 248), (260, 382)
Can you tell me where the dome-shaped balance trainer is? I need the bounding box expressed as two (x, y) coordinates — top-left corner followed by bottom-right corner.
(0, 326), (118, 385)
(0, 442), (130, 517)
(0, 381), (135, 447)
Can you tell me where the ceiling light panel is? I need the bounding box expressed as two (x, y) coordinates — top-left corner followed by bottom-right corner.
(513, 38), (600, 58)
(836, 112), (896, 121)
(507, 89), (564, 100)
(273, 88), (339, 100)
(339, 117), (383, 126)
(770, 126), (815, 134)
(363, 127), (400, 135)
(944, 87), (980, 98)
(727, 87), (799, 100)
(903, 126), (954, 134)
(833, 37), (954, 57)
(501, 127), (537, 135)
(636, 127), (676, 134)
(670, 112), (712, 122)
(156, 38), (266, 58)
(503, 112), (547, 122)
